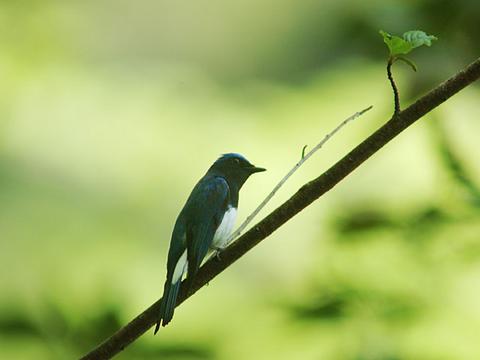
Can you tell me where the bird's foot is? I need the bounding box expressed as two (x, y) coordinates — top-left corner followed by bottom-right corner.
(211, 246), (226, 261)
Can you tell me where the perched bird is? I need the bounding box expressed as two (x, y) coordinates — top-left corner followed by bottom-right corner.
(154, 153), (266, 333)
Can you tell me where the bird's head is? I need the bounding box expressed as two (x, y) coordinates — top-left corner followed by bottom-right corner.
(209, 153), (266, 187)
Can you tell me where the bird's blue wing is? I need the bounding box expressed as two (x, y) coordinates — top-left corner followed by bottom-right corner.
(184, 176), (229, 285)
(165, 216), (187, 280)
(156, 175), (229, 331)
(155, 212), (188, 330)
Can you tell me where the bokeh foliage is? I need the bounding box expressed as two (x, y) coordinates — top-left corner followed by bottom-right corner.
(1, 0), (479, 359)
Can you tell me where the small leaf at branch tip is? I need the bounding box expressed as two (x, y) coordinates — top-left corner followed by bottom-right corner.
(380, 30), (412, 56)
(380, 29), (437, 56)
(403, 30), (437, 48)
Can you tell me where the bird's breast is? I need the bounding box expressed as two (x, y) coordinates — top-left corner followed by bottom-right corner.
(212, 206), (237, 249)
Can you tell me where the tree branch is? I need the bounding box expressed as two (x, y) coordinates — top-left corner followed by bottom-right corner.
(80, 56), (480, 360)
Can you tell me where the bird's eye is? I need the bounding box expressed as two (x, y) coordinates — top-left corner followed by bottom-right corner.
(234, 158), (240, 164)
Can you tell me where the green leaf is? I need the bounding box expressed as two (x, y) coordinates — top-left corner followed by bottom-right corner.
(380, 30), (437, 56)
(403, 30), (437, 49)
(380, 30), (413, 56)
(395, 56), (417, 72)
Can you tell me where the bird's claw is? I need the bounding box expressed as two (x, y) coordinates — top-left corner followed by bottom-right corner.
(212, 246), (225, 261)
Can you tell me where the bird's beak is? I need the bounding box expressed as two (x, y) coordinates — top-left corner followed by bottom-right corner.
(249, 165), (266, 174)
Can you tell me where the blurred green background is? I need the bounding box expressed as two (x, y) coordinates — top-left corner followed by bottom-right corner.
(1, 0), (480, 359)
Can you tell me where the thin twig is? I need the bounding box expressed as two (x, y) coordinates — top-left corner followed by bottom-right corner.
(227, 105), (373, 243)
(387, 57), (401, 115)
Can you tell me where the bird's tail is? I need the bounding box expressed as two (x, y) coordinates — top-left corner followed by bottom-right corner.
(154, 278), (181, 334)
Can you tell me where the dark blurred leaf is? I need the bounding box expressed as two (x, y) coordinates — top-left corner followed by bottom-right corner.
(0, 310), (40, 337)
(413, 206), (447, 224)
(73, 306), (123, 352)
(288, 284), (423, 325)
(291, 296), (346, 321)
(333, 209), (398, 235)
(406, 206), (450, 234)
(434, 122), (480, 208)
(288, 287), (356, 321)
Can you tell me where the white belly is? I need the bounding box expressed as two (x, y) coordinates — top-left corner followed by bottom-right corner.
(211, 206), (237, 249)
(171, 206), (237, 284)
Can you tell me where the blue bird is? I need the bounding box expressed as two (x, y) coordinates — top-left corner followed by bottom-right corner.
(154, 153), (266, 332)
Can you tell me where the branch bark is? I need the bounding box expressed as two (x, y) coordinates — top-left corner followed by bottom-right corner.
(80, 56), (480, 360)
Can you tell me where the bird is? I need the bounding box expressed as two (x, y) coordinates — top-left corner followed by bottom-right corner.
(154, 153), (266, 333)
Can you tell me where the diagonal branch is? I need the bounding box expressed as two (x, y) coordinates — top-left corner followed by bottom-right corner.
(80, 56), (480, 360)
